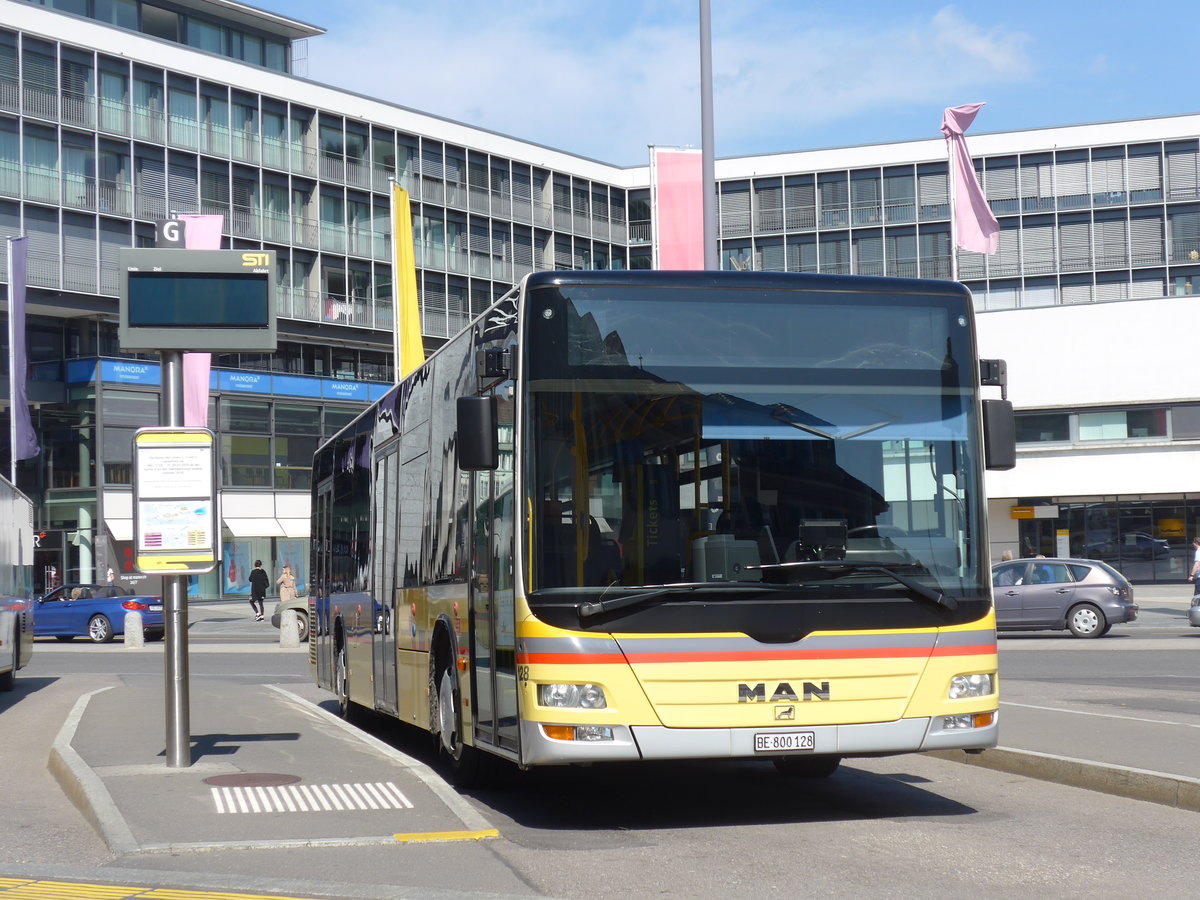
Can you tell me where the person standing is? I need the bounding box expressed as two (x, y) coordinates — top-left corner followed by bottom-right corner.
(276, 563), (296, 605)
(248, 559), (269, 621)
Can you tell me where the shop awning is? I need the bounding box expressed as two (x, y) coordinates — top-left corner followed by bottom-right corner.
(105, 519), (133, 542)
(223, 518), (286, 537)
(278, 518), (311, 538)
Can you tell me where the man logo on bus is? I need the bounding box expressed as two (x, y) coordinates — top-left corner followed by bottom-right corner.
(738, 681), (831, 702)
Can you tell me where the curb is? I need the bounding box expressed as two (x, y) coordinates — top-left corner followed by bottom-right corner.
(47, 686), (140, 855)
(928, 747), (1200, 812)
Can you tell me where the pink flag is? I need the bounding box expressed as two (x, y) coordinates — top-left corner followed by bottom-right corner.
(7, 236), (39, 461)
(652, 149), (704, 269)
(178, 214), (223, 427)
(941, 104), (1000, 255)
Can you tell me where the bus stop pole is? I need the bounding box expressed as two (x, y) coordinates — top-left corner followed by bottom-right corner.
(699, 0), (717, 270)
(160, 350), (191, 767)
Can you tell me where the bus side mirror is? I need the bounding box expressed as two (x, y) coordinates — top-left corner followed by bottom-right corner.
(457, 395), (499, 471)
(982, 399), (1016, 471)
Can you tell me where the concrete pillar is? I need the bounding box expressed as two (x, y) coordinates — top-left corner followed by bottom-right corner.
(279, 609), (300, 649)
(124, 610), (145, 648)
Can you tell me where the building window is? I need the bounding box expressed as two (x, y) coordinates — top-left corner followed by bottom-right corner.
(1016, 413), (1070, 443)
(185, 18), (225, 55)
(141, 4), (180, 42)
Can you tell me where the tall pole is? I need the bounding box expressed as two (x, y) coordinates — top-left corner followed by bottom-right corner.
(946, 143), (958, 282)
(7, 238), (16, 484)
(160, 350), (191, 767)
(389, 179), (401, 384)
(699, 0), (717, 269)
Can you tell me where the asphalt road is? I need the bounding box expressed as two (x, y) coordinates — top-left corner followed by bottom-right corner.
(4, 593), (1200, 899)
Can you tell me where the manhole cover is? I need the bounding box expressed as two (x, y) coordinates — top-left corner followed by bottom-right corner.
(204, 773), (302, 788)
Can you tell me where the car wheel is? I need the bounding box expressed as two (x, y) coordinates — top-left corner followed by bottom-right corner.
(88, 615), (114, 643)
(296, 615), (309, 643)
(1067, 603), (1106, 639)
(774, 755), (842, 778)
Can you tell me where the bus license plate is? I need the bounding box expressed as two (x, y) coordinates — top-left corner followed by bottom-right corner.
(754, 731), (814, 753)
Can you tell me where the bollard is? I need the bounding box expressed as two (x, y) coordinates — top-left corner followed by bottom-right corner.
(279, 609), (300, 648)
(124, 610), (145, 648)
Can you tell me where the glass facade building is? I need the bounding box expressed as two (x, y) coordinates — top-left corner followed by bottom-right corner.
(3, 0), (1200, 587)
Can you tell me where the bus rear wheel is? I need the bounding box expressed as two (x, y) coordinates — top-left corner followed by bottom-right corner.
(773, 755), (841, 779)
(336, 640), (362, 724)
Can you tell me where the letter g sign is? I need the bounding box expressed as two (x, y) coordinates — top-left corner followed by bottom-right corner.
(156, 218), (187, 247)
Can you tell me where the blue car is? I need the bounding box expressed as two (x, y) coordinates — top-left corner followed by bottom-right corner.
(34, 583), (165, 643)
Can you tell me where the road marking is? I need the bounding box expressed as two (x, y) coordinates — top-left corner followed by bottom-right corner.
(392, 829), (500, 843)
(211, 781), (413, 814)
(0, 878), (345, 898)
(1002, 700), (1200, 728)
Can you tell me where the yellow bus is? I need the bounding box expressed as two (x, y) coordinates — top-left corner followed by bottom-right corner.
(309, 270), (1014, 784)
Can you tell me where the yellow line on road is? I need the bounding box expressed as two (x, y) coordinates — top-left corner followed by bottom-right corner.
(0, 878), (323, 899)
(392, 828), (500, 843)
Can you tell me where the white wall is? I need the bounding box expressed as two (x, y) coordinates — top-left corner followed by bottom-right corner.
(975, 294), (1200, 502)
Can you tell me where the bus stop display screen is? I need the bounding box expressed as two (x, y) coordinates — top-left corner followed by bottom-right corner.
(127, 272), (269, 327)
(118, 248), (276, 351)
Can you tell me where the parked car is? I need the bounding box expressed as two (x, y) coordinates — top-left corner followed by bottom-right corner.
(270, 596), (310, 642)
(1189, 595), (1200, 628)
(991, 558), (1138, 638)
(34, 583), (164, 643)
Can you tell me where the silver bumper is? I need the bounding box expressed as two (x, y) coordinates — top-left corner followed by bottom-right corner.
(519, 713), (998, 766)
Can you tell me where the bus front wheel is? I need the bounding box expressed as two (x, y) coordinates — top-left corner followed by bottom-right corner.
(429, 657), (491, 787)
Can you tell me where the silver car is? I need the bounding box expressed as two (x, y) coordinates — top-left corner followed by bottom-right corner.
(991, 558), (1138, 638)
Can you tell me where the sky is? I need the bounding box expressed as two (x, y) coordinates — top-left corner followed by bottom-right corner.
(256, 1), (1197, 167)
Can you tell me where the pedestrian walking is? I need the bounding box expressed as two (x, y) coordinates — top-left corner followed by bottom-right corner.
(248, 560), (269, 621)
(276, 564), (296, 605)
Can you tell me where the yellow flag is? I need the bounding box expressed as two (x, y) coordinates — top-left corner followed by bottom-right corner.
(392, 183), (424, 381)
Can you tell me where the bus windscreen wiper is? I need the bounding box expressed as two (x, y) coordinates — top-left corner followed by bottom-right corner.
(577, 583), (780, 620)
(739, 560), (957, 611)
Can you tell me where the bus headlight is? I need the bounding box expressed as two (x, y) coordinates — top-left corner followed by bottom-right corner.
(538, 683), (608, 709)
(948, 673), (994, 699)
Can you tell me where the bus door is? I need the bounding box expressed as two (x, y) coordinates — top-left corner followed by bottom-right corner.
(470, 383), (519, 753)
(313, 480), (334, 684)
(372, 449), (399, 715)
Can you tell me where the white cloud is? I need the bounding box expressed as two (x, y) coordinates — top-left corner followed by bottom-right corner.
(302, 2), (1034, 164)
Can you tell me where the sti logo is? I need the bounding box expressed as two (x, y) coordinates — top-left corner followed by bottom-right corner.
(242, 252), (270, 267)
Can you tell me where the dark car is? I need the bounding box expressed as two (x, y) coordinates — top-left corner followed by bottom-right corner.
(991, 558), (1138, 638)
(34, 583), (165, 643)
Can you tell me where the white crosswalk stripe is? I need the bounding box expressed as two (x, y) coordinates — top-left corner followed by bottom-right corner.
(211, 782), (414, 814)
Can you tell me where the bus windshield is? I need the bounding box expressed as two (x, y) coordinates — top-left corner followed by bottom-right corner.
(523, 281), (985, 617)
